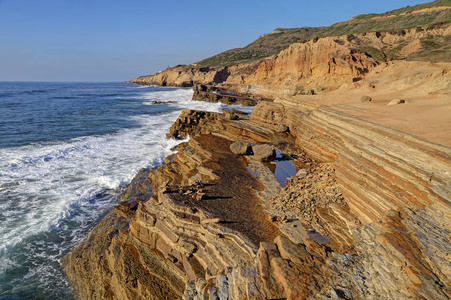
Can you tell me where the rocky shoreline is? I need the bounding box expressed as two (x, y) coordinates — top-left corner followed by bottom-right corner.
(64, 95), (451, 299)
(65, 23), (451, 299)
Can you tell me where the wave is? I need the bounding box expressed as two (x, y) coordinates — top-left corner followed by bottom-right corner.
(76, 93), (128, 97)
(0, 85), (254, 298)
(49, 96), (78, 100)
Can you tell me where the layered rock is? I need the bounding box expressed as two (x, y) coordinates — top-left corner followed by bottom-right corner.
(192, 84), (257, 106)
(129, 65), (238, 87)
(65, 97), (451, 299)
(64, 127), (335, 299)
(225, 24), (451, 98)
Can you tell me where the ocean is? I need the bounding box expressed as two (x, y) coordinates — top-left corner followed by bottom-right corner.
(0, 82), (252, 299)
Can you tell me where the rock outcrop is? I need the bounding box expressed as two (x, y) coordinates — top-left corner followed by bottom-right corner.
(65, 95), (451, 299)
(251, 144), (276, 162)
(129, 65), (237, 87)
(192, 84), (257, 106)
(229, 141), (252, 155)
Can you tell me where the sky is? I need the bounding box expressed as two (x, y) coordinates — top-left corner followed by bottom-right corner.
(0, 0), (430, 82)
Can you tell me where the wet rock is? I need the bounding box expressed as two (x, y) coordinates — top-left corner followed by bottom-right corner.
(252, 144), (276, 162)
(192, 84), (258, 106)
(152, 100), (175, 104)
(230, 141), (252, 155)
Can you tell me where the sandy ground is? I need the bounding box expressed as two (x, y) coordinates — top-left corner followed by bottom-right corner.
(298, 61), (451, 147)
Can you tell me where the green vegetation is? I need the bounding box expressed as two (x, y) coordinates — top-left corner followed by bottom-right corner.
(352, 0), (451, 20)
(196, 0), (451, 67)
(407, 35), (451, 62)
(316, 9), (450, 37)
(197, 27), (322, 67)
(315, 0), (450, 38)
(354, 46), (387, 61)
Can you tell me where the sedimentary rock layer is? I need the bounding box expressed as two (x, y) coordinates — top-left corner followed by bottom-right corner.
(130, 65), (237, 87)
(192, 84), (257, 106)
(65, 99), (451, 299)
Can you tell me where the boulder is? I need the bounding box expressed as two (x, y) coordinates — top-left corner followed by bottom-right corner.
(361, 95), (372, 102)
(387, 98), (406, 106)
(230, 141), (252, 155)
(278, 124), (289, 133)
(252, 144), (276, 162)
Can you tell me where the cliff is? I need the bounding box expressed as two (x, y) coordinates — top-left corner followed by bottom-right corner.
(129, 65), (239, 87)
(130, 24), (450, 99)
(68, 48), (451, 299)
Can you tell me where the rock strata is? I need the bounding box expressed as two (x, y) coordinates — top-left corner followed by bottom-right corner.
(65, 98), (451, 299)
(167, 109), (222, 139)
(192, 84), (258, 106)
(131, 25), (450, 99)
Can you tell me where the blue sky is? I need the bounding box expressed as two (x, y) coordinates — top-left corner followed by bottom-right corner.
(0, 0), (429, 81)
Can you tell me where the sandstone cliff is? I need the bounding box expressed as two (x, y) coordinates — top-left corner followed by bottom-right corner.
(130, 65), (239, 87)
(131, 24), (450, 99)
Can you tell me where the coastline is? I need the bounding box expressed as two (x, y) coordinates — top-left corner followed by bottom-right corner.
(64, 78), (451, 299)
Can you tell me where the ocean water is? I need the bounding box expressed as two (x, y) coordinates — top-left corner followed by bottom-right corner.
(0, 82), (252, 299)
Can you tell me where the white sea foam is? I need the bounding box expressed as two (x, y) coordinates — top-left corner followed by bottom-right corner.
(0, 89), (178, 250)
(0, 86), (254, 296)
(0, 87), (253, 250)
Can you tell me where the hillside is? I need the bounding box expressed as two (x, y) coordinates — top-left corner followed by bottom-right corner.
(196, 0), (451, 67)
(130, 23), (451, 87)
(317, 0), (451, 37)
(196, 27), (324, 67)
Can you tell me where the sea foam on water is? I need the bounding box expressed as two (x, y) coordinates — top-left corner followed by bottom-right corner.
(0, 82), (251, 298)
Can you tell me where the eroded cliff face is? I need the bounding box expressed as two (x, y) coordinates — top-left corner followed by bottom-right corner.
(225, 37), (377, 95)
(130, 24), (450, 99)
(129, 65), (239, 87)
(250, 101), (451, 298)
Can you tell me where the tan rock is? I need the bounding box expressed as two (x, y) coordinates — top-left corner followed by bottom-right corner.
(230, 141), (252, 155)
(201, 218), (220, 224)
(278, 124), (289, 132)
(252, 144), (276, 162)
(361, 95), (372, 102)
(387, 98), (406, 105)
